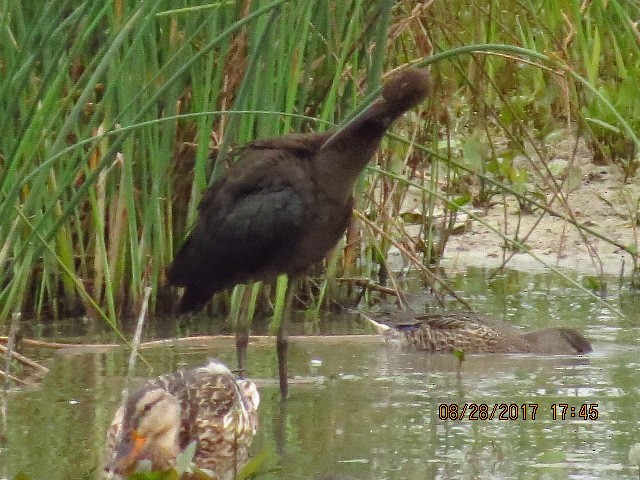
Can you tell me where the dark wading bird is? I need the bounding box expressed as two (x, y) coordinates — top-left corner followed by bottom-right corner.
(363, 312), (592, 354)
(168, 67), (431, 398)
(104, 360), (259, 479)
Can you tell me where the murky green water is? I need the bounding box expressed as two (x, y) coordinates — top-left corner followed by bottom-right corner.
(2, 268), (639, 479)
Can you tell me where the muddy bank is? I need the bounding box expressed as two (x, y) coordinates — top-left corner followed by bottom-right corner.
(393, 134), (639, 277)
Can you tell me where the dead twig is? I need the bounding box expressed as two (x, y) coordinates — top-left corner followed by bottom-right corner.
(0, 369), (28, 386)
(0, 337), (120, 350)
(354, 209), (472, 310)
(0, 334), (385, 355)
(3, 313), (26, 386)
(127, 285), (153, 377)
(338, 277), (403, 297)
(0, 370), (29, 387)
(0, 344), (49, 373)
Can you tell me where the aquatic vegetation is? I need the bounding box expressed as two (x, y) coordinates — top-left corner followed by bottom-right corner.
(0, 0), (638, 327)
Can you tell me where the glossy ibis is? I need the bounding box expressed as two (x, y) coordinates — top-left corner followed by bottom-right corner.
(168, 67), (431, 397)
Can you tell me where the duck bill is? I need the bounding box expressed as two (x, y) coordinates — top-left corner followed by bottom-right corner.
(361, 313), (392, 335)
(110, 430), (147, 474)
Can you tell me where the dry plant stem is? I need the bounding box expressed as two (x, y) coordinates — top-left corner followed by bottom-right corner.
(373, 167), (630, 319)
(353, 210), (472, 309)
(500, 192), (510, 264)
(545, 135), (606, 276)
(2, 313), (21, 387)
(5, 335), (385, 353)
(406, 143), (637, 259)
(492, 184), (607, 280)
(12, 206), (133, 346)
(0, 370), (26, 386)
(124, 285), (153, 395)
(355, 207), (407, 307)
(493, 192), (548, 278)
(0, 337), (120, 349)
(1, 312), (22, 480)
(0, 345), (49, 373)
(470, 104), (603, 278)
(340, 277), (404, 296)
(373, 176), (426, 291)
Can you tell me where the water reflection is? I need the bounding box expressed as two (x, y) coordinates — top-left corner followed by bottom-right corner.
(1, 269), (639, 479)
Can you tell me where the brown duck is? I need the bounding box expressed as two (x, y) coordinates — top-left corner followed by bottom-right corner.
(167, 67), (431, 397)
(104, 360), (259, 479)
(363, 312), (592, 354)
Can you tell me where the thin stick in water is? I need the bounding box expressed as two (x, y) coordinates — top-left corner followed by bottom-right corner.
(123, 286), (153, 398)
(2, 313), (21, 389)
(1, 312), (21, 479)
(0, 345), (49, 373)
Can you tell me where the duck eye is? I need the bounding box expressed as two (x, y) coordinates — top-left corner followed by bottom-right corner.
(142, 402), (153, 414)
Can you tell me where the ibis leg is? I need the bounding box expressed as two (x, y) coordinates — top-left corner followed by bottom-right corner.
(236, 329), (248, 377)
(276, 284), (295, 399)
(273, 394), (288, 456)
(276, 328), (289, 399)
(235, 285), (253, 377)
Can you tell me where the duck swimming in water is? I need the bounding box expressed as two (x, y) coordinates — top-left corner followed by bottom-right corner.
(363, 311), (592, 354)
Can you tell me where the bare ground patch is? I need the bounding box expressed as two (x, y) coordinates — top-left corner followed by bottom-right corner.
(388, 134), (639, 278)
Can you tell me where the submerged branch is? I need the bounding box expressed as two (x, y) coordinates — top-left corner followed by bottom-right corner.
(0, 344), (49, 373)
(0, 370), (27, 386)
(0, 334), (384, 354)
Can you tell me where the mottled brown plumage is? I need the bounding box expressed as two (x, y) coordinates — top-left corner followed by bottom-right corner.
(364, 312), (592, 354)
(105, 361), (259, 479)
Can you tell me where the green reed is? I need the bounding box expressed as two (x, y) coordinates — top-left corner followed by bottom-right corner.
(0, 0), (638, 331)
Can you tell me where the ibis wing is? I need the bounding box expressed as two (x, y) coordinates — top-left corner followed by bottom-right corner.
(167, 140), (320, 312)
(167, 184), (305, 300)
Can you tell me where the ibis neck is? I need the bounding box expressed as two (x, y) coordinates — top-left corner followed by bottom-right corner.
(314, 100), (397, 203)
